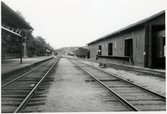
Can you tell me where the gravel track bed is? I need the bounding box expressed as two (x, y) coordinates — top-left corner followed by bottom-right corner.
(79, 60), (166, 97)
(38, 58), (130, 112)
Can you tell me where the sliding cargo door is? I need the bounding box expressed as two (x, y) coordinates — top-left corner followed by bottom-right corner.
(125, 38), (133, 56)
(146, 25), (165, 68)
(108, 43), (113, 55)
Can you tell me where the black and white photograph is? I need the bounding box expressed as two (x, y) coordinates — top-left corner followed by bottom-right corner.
(1, 0), (166, 113)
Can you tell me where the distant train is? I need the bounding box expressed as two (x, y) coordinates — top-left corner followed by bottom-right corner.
(75, 47), (88, 58)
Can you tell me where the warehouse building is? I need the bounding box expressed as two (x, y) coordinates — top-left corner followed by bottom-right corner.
(87, 10), (165, 68)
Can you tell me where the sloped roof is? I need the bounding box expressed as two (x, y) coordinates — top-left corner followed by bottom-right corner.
(87, 10), (165, 45)
(1, 1), (33, 29)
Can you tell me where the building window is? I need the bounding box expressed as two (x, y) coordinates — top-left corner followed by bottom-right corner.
(108, 43), (113, 55)
(114, 41), (116, 50)
(120, 39), (123, 50)
(136, 35), (140, 49)
(98, 45), (102, 55)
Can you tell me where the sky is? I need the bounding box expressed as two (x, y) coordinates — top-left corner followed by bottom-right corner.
(2, 0), (166, 49)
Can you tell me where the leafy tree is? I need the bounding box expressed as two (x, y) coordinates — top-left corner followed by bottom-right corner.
(26, 34), (37, 57)
(35, 36), (47, 55)
(15, 10), (25, 20)
(2, 31), (21, 57)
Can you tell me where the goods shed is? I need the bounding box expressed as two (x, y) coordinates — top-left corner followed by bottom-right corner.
(87, 10), (165, 68)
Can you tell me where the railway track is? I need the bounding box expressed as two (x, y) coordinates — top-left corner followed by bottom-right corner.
(1, 56), (61, 113)
(69, 58), (166, 111)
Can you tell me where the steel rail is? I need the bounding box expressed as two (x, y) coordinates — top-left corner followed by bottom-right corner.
(1, 58), (54, 88)
(14, 57), (60, 113)
(70, 59), (139, 111)
(76, 59), (166, 101)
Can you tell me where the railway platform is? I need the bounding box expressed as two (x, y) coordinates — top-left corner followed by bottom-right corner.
(1, 56), (53, 80)
(98, 60), (165, 73)
(79, 58), (165, 74)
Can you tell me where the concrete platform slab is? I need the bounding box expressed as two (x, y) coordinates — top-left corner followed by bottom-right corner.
(74, 56), (165, 74)
(1, 56), (53, 80)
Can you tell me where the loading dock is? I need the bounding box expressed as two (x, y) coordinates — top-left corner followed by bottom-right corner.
(87, 10), (165, 69)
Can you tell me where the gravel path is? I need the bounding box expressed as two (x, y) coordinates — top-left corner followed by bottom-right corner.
(39, 58), (129, 112)
(80, 60), (166, 97)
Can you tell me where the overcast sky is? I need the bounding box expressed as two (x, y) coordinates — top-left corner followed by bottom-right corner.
(2, 0), (166, 49)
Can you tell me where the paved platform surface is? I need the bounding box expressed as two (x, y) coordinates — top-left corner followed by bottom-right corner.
(75, 57), (165, 74)
(1, 56), (53, 75)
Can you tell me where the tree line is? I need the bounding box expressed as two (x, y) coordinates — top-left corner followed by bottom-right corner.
(2, 30), (57, 58)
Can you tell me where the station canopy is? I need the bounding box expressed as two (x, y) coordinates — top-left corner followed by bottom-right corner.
(1, 1), (33, 37)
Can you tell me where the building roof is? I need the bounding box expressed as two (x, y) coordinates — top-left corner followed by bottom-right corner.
(87, 10), (165, 45)
(1, 1), (33, 29)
